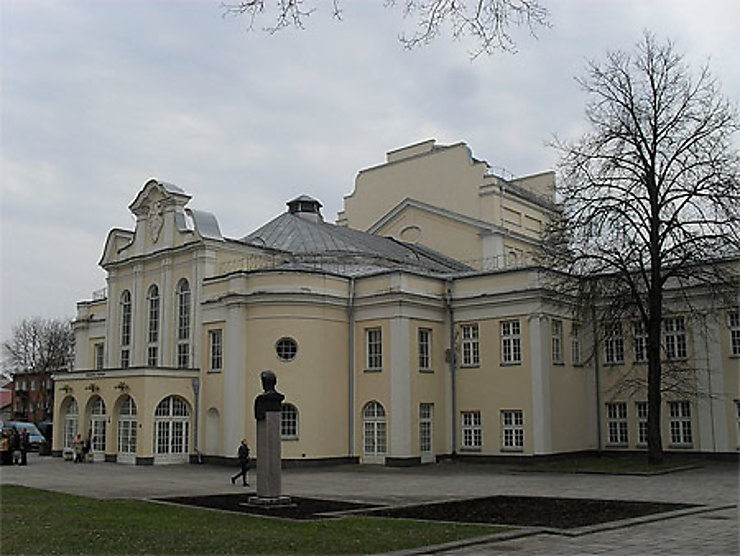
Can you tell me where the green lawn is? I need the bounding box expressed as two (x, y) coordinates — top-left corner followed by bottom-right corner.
(0, 486), (501, 555)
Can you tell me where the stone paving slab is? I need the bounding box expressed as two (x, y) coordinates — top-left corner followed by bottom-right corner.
(1, 454), (738, 555)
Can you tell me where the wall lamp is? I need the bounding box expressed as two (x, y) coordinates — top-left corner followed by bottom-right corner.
(115, 381), (129, 392)
(84, 383), (99, 393)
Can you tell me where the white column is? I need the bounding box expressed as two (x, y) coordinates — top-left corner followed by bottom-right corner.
(223, 302), (247, 455)
(528, 313), (552, 454)
(132, 263), (144, 367)
(389, 316), (412, 460)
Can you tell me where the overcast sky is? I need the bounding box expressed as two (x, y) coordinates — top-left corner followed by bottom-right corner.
(1, 0), (738, 345)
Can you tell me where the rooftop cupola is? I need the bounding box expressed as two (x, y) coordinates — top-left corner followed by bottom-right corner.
(287, 195), (324, 223)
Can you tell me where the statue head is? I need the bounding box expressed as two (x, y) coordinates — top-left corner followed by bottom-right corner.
(260, 370), (277, 393)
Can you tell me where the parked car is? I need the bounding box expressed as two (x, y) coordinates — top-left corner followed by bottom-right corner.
(0, 421), (46, 451)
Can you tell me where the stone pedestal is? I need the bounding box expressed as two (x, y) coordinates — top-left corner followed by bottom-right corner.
(256, 410), (282, 498)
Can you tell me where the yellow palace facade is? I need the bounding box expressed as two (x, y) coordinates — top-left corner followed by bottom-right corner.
(53, 140), (740, 465)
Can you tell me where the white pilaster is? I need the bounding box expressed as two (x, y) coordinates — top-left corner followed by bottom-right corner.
(529, 313), (552, 454)
(390, 316), (412, 459)
(224, 302), (247, 454)
(694, 313), (728, 452)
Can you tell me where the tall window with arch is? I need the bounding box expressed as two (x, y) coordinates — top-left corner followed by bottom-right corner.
(118, 395), (137, 463)
(63, 398), (79, 449)
(176, 279), (191, 368)
(120, 290), (132, 368)
(147, 285), (160, 366)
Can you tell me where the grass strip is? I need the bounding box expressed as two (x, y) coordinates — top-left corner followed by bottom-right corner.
(0, 486), (501, 554)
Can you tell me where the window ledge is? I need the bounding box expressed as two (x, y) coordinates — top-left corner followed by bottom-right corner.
(500, 362), (522, 367)
(460, 365), (480, 369)
(501, 447), (523, 453)
(207, 369), (222, 374)
(460, 447), (482, 452)
(419, 369), (434, 374)
(364, 368), (382, 373)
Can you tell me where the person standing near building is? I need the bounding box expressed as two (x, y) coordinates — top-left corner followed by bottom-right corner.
(230, 439), (250, 486)
(19, 429), (29, 466)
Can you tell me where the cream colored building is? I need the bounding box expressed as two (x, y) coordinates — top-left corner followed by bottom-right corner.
(53, 140), (740, 465)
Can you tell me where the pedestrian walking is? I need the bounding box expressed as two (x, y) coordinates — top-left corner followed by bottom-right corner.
(19, 429), (29, 466)
(231, 439), (250, 486)
(73, 433), (84, 463)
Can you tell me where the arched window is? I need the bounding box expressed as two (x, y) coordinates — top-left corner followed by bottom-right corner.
(154, 395), (190, 463)
(363, 401), (387, 464)
(147, 285), (160, 367)
(89, 396), (107, 456)
(118, 395), (137, 464)
(176, 280), (191, 368)
(281, 403), (299, 440)
(120, 290), (132, 368)
(63, 398), (79, 449)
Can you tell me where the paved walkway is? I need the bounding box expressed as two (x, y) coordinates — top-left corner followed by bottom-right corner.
(1, 454), (738, 554)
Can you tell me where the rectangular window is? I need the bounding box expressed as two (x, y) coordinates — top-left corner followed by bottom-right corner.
(177, 344), (189, 369)
(209, 330), (223, 372)
(419, 403), (433, 453)
(418, 328), (432, 371)
(147, 346), (158, 367)
(606, 403), (628, 446)
(30, 380), (36, 391)
(94, 343), (104, 370)
(551, 319), (563, 364)
(501, 410), (524, 451)
(669, 401), (693, 446)
(636, 402), (648, 446)
(633, 321), (647, 363)
(729, 312), (739, 357)
(366, 328), (382, 371)
(604, 322), (624, 364)
(664, 317), (687, 360)
(461, 324), (480, 367)
(571, 323), (581, 365)
(461, 411), (482, 449)
(501, 320), (521, 364)
(121, 349), (130, 369)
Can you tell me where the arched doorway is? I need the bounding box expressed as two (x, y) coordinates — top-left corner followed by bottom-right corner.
(89, 396), (107, 462)
(363, 401), (387, 464)
(117, 395), (137, 464)
(154, 395), (191, 464)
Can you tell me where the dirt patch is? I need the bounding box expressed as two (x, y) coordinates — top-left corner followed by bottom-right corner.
(360, 496), (697, 529)
(157, 493), (696, 528)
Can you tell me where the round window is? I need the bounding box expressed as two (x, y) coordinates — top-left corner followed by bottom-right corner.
(275, 337), (298, 361)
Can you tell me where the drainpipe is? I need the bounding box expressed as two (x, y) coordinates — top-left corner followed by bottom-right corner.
(591, 305), (602, 455)
(445, 279), (457, 459)
(191, 378), (202, 463)
(347, 277), (356, 459)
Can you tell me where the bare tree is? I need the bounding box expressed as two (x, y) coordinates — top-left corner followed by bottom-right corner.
(543, 32), (740, 463)
(222, 0), (550, 58)
(2, 317), (73, 420)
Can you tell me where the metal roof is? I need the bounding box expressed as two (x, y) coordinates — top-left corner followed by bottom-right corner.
(245, 208), (469, 276)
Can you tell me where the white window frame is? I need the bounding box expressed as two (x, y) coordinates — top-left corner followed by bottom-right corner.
(461, 324), (480, 367)
(209, 329), (223, 372)
(418, 328), (432, 371)
(147, 285), (160, 367)
(606, 402), (628, 447)
(94, 343), (104, 370)
(63, 399), (79, 449)
(120, 290), (132, 368)
(176, 280), (191, 368)
(419, 403), (433, 457)
(154, 396), (191, 464)
(604, 322), (624, 364)
(501, 410), (524, 451)
(461, 410), (482, 450)
(571, 323), (581, 365)
(551, 319), (563, 364)
(664, 317), (687, 361)
(363, 401), (386, 463)
(281, 403), (299, 440)
(365, 328), (382, 371)
(633, 320), (647, 363)
(636, 401), (648, 447)
(668, 401), (693, 447)
(117, 395), (137, 464)
(729, 312), (740, 357)
(501, 320), (521, 365)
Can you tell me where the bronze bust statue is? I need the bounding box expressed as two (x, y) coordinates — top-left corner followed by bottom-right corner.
(254, 370), (284, 421)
